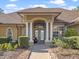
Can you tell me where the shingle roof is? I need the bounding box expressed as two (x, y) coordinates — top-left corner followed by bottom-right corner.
(57, 10), (79, 23)
(0, 7), (79, 24)
(0, 13), (22, 24)
(17, 7), (66, 13)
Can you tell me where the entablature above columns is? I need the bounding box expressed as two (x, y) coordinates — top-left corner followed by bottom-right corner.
(18, 12), (60, 16)
(23, 15), (55, 23)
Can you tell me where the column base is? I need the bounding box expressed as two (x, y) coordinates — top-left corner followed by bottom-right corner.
(45, 39), (50, 42)
(29, 41), (34, 46)
(29, 40), (33, 43)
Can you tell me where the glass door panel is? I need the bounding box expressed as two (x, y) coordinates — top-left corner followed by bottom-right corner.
(40, 30), (44, 40)
(35, 30), (39, 40)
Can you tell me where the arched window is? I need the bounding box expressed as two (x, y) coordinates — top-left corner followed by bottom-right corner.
(6, 27), (13, 42)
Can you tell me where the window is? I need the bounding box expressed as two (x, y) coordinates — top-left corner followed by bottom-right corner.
(53, 26), (64, 38)
(53, 31), (59, 38)
(6, 27), (13, 42)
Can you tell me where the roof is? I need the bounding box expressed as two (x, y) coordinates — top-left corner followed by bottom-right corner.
(0, 7), (79, 24)
(17, 7), (67, 13)
(57, 10), (79, 23)
(69, 17), (79, 26)
(0, 13), (22, 24)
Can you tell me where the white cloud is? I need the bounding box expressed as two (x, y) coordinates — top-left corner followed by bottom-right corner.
(63, 6), (76, 10)
(6, 4), (17, 9)
(4, 7), (24, 13)
(5, 4), (25, 13)
(5, 4), (47, 13)
(9, 0), (18, 2)
(72, 0), (78, 2)
(50, 0), (65, 5)
(30, 4), (48, 8)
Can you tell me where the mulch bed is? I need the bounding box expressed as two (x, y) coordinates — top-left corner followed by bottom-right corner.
(49, 47), (79, 59)
(0, 49), (31, 59)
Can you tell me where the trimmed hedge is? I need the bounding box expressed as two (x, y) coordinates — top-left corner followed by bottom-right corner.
(0, 37), (8, 44)
(52, 36), (79, 49)
(52, 38), (63, 47)
(0, 37), (18, 51)
(18, 36), (29, 48)
(64, 36), (79, 49)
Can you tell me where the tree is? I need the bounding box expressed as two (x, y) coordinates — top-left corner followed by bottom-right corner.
(64, 28), (78, 37)
(0, 8), (4, 13)
(73, 6), (79, 10)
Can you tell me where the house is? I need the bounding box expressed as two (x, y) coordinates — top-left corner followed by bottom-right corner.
(0, 7), (79, 44)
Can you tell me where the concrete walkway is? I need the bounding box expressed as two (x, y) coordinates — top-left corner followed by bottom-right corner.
(29, 44), (51, 59)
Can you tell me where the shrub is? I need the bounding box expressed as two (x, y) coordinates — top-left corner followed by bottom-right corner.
(0, 37), (8, 44)
(18, 36), (29, 48)
(52, 36), (79, 49)
(0, 42), (18, 51)
(14, 44), (18, 49)
(52, 38), (64, 47)
(64, 28), (78, 37)
(7, 43), (15, 51)
(64, 36), (79, 49)
(0, 43), (7, 50)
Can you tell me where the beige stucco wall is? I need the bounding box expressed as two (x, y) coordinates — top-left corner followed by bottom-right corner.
(0, 13), (66, 41)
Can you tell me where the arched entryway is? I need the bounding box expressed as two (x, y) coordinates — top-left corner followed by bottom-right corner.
(33, 20), (46, 44)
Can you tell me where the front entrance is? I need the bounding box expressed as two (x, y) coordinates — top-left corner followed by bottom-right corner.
(33, 20), (46, 44)
(35, 29), (45, 44)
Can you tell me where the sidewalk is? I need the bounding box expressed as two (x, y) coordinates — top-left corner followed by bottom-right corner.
(29, 44), (51, 59)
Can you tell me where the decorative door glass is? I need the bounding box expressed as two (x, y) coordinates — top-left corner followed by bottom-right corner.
(40, 30), (44, 40)
(35, 30), (39, 39)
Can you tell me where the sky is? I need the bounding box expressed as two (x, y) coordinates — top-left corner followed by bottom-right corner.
(0, 0), (79, 13)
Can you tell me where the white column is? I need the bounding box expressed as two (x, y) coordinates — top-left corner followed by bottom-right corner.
(26, 22), (28, 36)
(45, 22), (49, 42)
(30, 22), (33, 42)
(50, 22), (53, 42)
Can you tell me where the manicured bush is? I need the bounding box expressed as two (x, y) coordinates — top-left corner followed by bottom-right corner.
(52, 38), (63, 47)
(52, 38), (70, 48)
(64, 36), (79, 49)
(18, 36), (29, 48)
(0, 37), (8, 44)
(64, 28), (78, 37)
(52, 36), (79, 49)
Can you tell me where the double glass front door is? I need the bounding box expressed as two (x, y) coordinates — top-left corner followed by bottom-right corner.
(35, 29), (45, 44)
